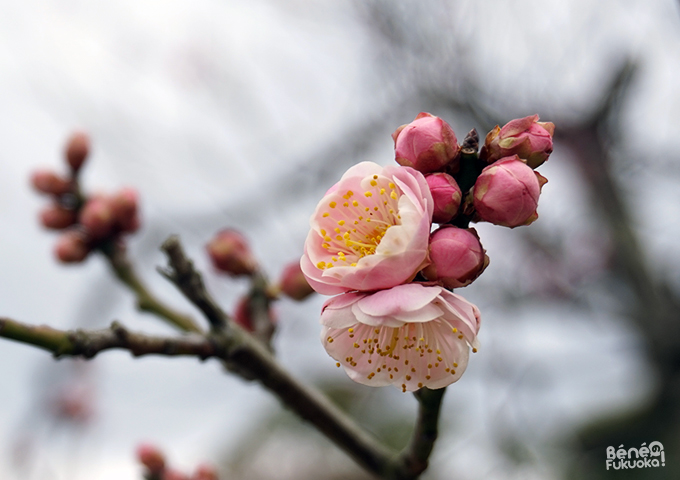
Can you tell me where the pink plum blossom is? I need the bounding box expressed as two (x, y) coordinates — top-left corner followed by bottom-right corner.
(301, 162), (433, 295)
(483, 114), (555, 168)
(425, 172), (462, 224)
(422, 226), (488, 288)
(473, 155), (547, 228)
(321, 283), (480, 392)
(392, 113), (460, 174)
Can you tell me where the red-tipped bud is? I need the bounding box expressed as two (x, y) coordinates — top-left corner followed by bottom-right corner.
(192, 464), (219, 480)
(40, 204), (77, 230)
(111, 187), (140, 233)
(422, 226), (488, 288)
(136, 443), (166, 475)
(54, 231), (90, 263)
(163, 470), (189, 480)
(279, 262), (315, 301)
(79, 197), (115, 239)
(393, 112), (460, 174)
(425, 173), (462, 224)
(65, 132), (90, 172)
(31, 170), (72, 196)
(482, 115), (554, 168)
(473, 155), (546, 228)
(206, 229), (258, 276)
(234, 296), (254, 332)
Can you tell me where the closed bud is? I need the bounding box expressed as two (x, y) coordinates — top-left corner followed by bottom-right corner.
(192, 464), (219, 480)
(163, 470), (189, 480)
(393, 112), (460, 174)
(473, 155), (546, 227)
(425, 173), (462, 224)
(40, 204), (77, 230)
(233, 296), (254, 332)
(136, 443), (166, 475)
(422, 226), (488, 288)
(110, 187), (140, 233)
(65, 132), (90, 172)
(482, 115), (554, 168)
(79, 197), (115, 239)
(279, 261), (315, 301)
(206, 229), (258, 276)
(54, 231), (90, 263)
(31, 169), (72, 196)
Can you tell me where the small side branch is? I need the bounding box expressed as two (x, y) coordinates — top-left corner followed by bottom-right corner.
(386, 388), (446, 479)
(158, 236), (229, 330)
(100, 241), (202, 333)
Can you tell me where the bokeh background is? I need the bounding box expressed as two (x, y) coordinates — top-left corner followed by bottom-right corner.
(1, 0), (680, 478)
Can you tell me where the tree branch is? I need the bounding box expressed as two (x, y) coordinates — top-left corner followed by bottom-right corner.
(0, 318), (217, 359)
(157, 236), (228, 330)
(99, 241), (202, 333)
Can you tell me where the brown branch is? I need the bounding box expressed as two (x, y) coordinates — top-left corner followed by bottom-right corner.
(0, 318), (218, 359)
(157, 236), (228, 330)
(99, 241), (202, 333)
(387, 388), (447, 479)
(155, 235), (446, 479)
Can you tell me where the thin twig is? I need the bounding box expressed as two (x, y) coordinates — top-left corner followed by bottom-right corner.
(157, 236), (228, 330)
(99, 240), (202, 333)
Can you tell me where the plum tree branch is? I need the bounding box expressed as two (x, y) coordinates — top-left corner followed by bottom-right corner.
(99, 241), (203, 333)
(0, 234), (449, 479)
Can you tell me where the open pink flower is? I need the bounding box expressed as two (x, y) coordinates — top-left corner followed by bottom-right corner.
(321, 283), (480, 392)
(301, 162), (433, 295)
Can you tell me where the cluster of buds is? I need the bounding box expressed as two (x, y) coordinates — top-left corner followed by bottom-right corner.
(300, 111), (554, 392)
(136, 444), (219, 480)
(389, 112), (553, 287)
(31, 132), (141, 263)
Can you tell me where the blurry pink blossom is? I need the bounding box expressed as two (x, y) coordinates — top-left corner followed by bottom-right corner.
(79, 196), (115, 239)
(54, 231), (90, 263)
(473, 155), (547, 227)
(483, 114), (554, 168)
(301, 162), (433, 295)
(392, 113), (460, 174)
(425, 172), (462, 224)
(321, 283), (480, 392)
(278, 261), (315, 301)
(39, 204), (77, 230)
(136, 443), (166, 475)
(422, 227), (488, 288)
(206, 229), (258, 277)
(64, 131), (90, 172)
(30, 170), (72, 196)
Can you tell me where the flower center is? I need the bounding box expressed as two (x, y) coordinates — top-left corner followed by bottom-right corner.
(316, 175), (402, 270)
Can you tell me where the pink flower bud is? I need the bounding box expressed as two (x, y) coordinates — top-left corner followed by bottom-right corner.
(206, 229), (258, 276)
(110, 187), (140, 233)
(473, 155), (547, 228)
(79, 197), (115, 239)
(393, 112), (460, 174)
(192, 464), (219, 480)
(422, 227), (488, 288)
(40, 204), (77, 230)
(233, 296), (254, 332)
(65, 132), (90, 172)
(30, 170), (72, 195)
(54, 231), (90, 263)
(137, 443), (166, 474)
(279, 261), (315, 301)
(482, 115), (554, 168)
(163, 470), (189, 480)
(425, 173), (462, 224)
